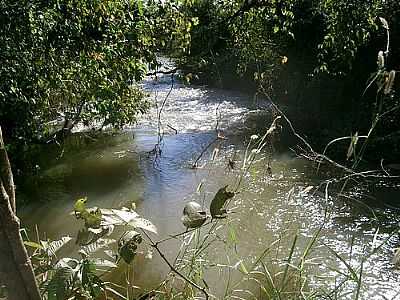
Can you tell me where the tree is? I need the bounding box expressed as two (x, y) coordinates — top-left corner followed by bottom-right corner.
(0, 0), (193, 154)
(0, 126), (41, 299)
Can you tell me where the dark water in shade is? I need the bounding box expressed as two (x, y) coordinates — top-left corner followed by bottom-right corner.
(18, 72), (400, 299)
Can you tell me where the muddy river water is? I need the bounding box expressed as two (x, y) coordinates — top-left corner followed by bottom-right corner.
(19, 70), (400, 299)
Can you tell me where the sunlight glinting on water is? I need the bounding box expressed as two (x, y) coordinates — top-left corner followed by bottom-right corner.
(20, 72), (400, 299)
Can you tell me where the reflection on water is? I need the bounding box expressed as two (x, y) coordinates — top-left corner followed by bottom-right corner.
(19, 74), (400, 299)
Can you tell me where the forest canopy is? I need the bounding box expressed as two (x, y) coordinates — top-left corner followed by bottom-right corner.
(1, 1), (400, 299)
(1, 0), (399, 161)
(179, 0), (400, 160)
(0, 0), (193, 151)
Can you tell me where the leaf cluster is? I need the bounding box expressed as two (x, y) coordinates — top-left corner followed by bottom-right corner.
(0, 0), (194, 154)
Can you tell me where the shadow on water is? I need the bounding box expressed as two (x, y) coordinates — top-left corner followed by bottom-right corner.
(17, 73), (400, 299)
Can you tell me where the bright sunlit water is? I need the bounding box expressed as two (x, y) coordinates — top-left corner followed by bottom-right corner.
(18, 71), (400, 299)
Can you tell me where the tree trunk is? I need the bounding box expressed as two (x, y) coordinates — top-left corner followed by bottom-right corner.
(0, 126), (41, 300)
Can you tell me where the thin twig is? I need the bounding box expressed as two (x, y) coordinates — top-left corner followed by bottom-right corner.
(192, 106), (225, 168)
(141, 230), (210, 299)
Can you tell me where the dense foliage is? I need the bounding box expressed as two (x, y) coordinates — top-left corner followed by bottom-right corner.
(179, 0), (400, 161)
(182, 0), (399, 78)
(0, 0), (193, 152)
(2, 1), (400, 298)
(2, 0), (399, 162)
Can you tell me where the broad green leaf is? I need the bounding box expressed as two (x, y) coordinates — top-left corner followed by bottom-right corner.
(128, 217), (158, 234)
(104, 249), (118, 260)
(239, 261), (248, 275)
(100, 208), (157, 233)
(210, 186), (234, 218)
(74, 197), (87, 215)
(81, 238), (115, 256)
(47, 266), (74, 300)
(118, 231), (142, 264)
(181, 201), (207, 229)
(77, 225), (114, 246)
(90, 258), (117, 268)
(54, 258), (79, 270)
(84, 208), (102, 229)
(100, 208), (139, 226)
(41, 236), (72, 257)
(111, 208), (139, 223)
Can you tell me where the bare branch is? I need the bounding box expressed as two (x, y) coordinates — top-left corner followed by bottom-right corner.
(141, 230), (210, 299)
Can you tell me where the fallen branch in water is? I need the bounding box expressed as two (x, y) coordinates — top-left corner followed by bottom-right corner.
(146, 67), (178, 77)
(191, 136), (220, 169)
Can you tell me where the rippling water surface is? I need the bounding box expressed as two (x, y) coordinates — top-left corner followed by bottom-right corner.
(19, 71), (400, 299)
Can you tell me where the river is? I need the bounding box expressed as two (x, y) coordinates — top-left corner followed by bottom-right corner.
(18, 70), (400, 299)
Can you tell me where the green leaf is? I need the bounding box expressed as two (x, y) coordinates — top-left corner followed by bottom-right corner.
(74, 197), (87, 215)
(100, 208), (139, 226)
(181, 201), (207, 229)
(81, 238), (115, 256)
(84, 208), (102, 229)
(118, 231), (142, 264)
(210, 186), (234, 218)
(81, 260), (103, 298)
(76, 225), (114, 246)
(101, 208), (157, 233)
(228, 226), (237, 244)
(54, 258), (79, 270)
(24, 241), (43, 249)
(323, 242), (359, 281)
(90, 258), (117, 268)
(47, 267), (74, 300)
(128, 217), (158, 234)
(137, 0), (143, 16)
(41, 236), (72, 257)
